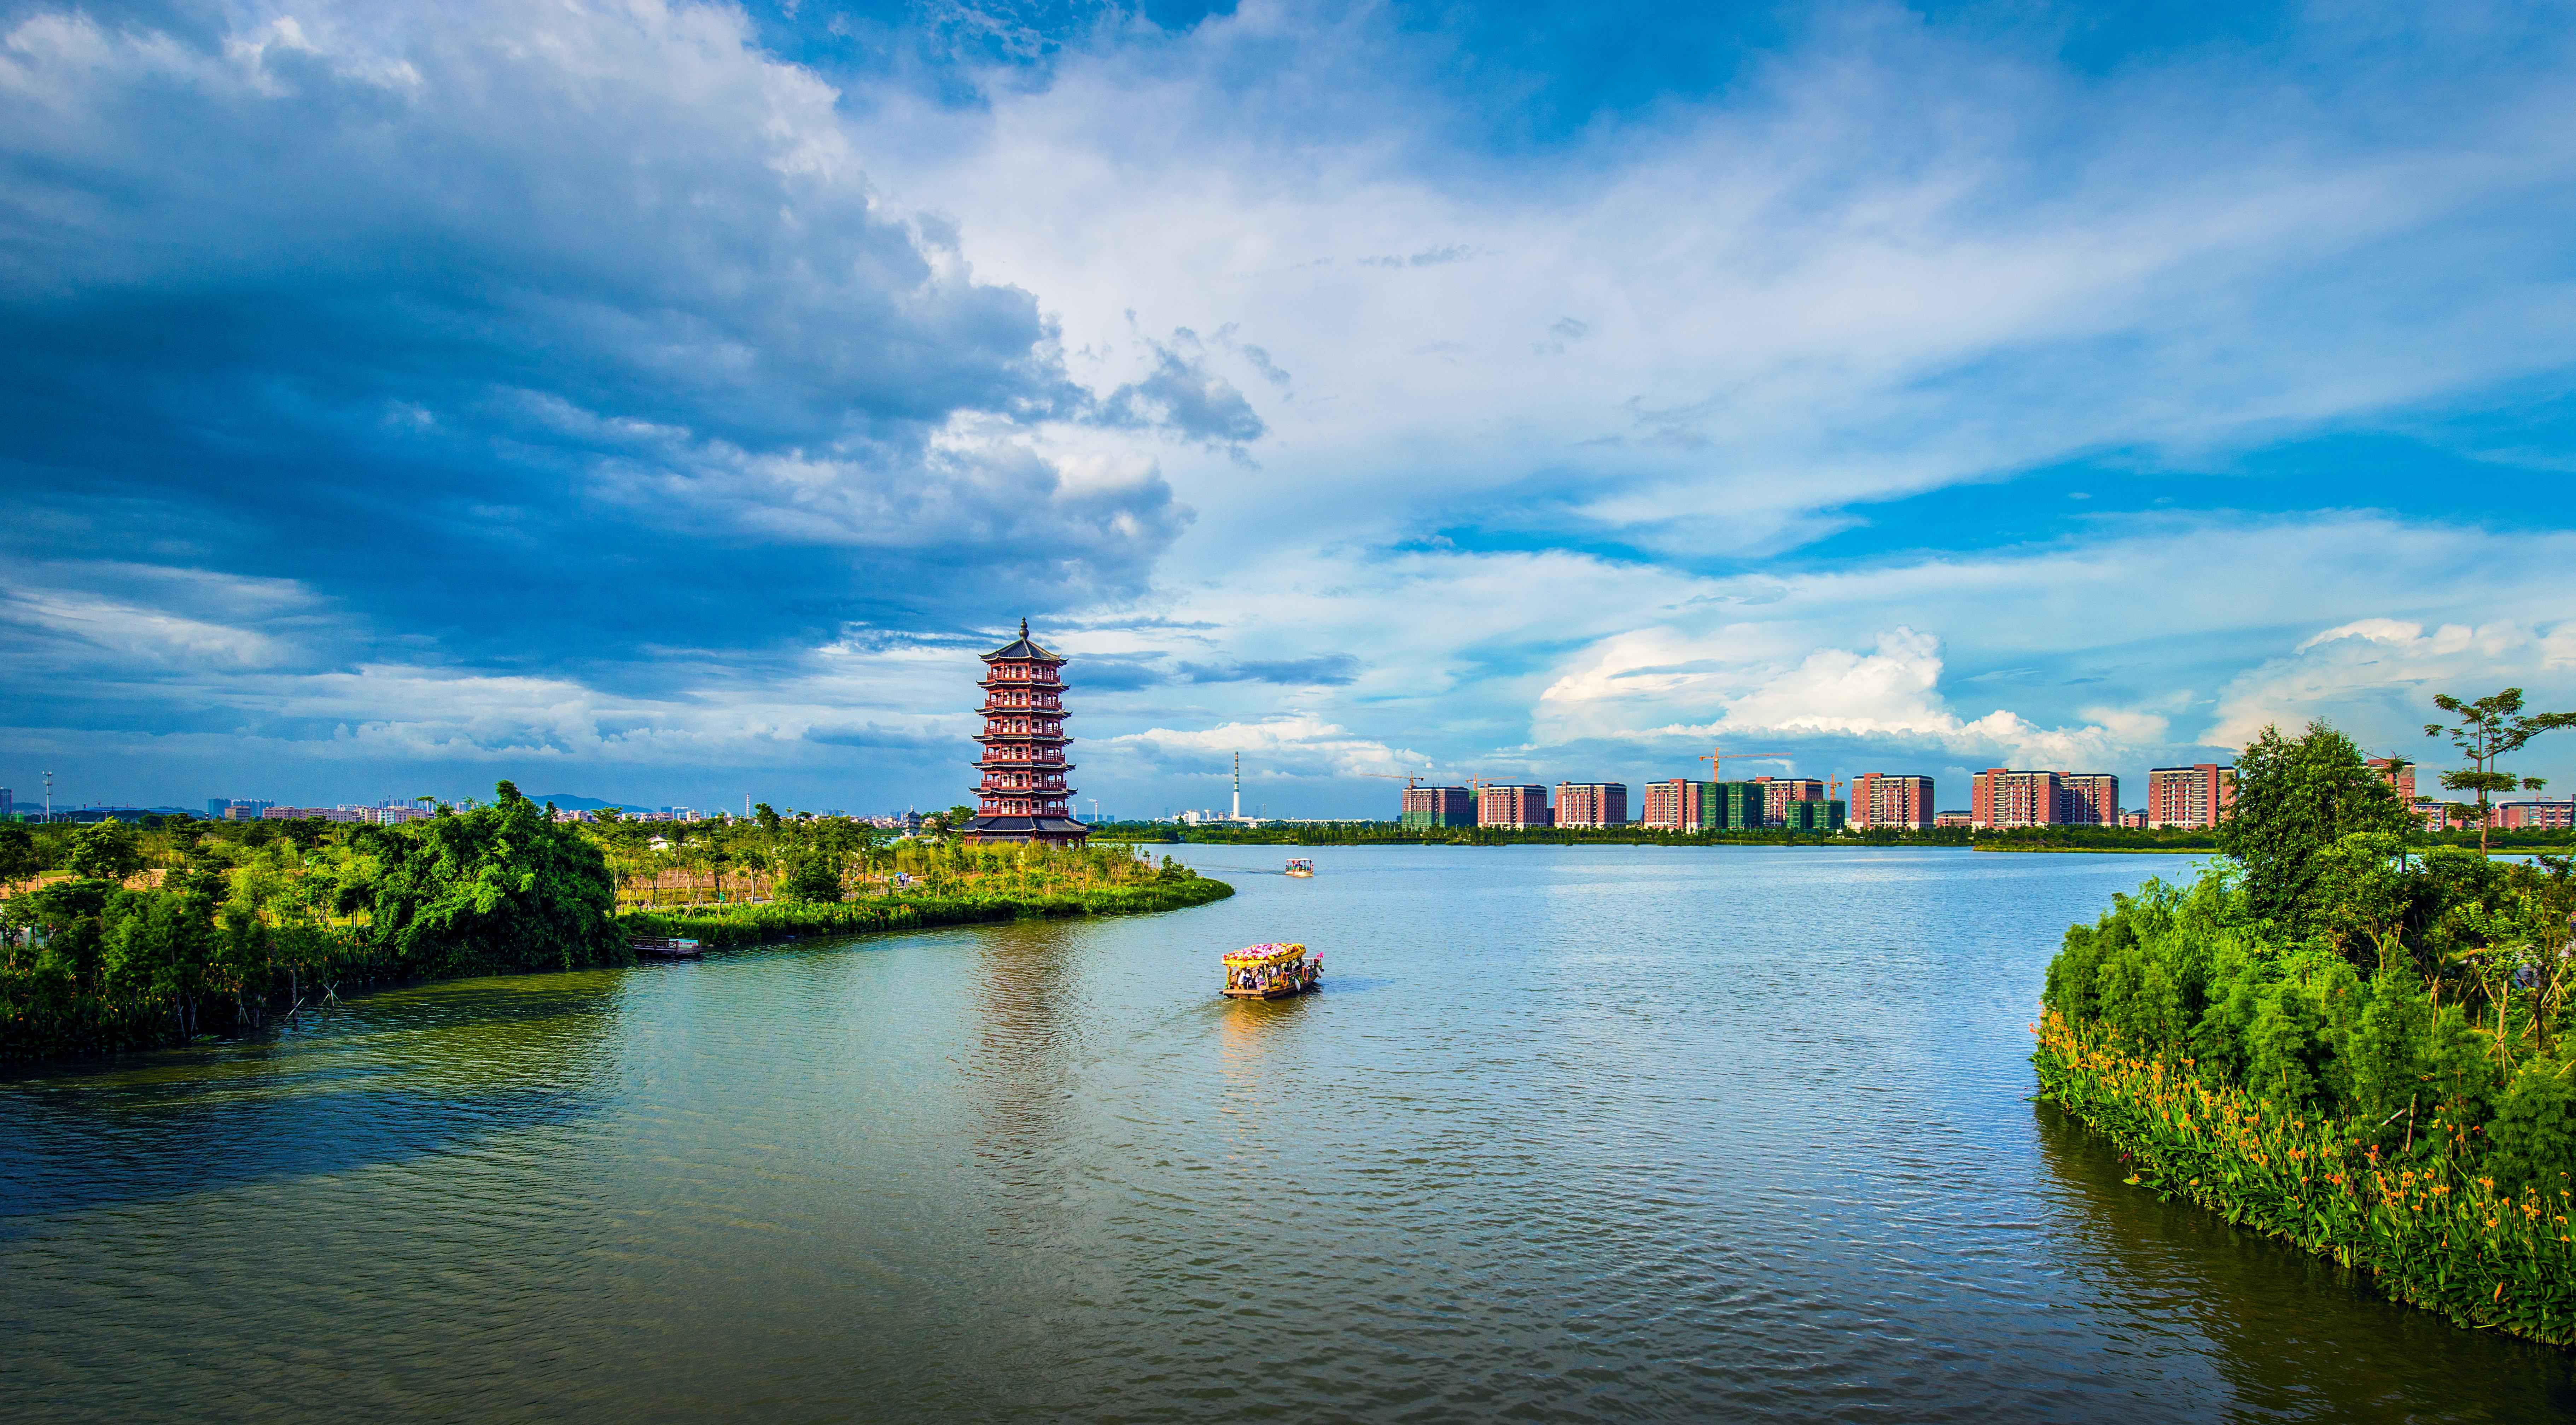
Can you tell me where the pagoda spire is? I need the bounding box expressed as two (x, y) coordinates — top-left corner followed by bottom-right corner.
(960, 619), (1090, 846)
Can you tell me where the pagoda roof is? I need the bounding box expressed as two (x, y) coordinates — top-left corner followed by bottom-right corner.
(984, 619), (1065, 664)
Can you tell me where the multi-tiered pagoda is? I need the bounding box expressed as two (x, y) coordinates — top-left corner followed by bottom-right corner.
(962, 620), (1090, 846)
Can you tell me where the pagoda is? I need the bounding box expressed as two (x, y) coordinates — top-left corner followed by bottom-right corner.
(961, 619), (1091, 846)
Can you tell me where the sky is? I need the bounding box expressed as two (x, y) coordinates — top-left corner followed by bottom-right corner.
(4, 0), (2574, 819)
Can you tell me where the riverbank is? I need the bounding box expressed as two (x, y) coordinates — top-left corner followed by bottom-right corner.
(2, 859), (1233, 1062)
(2034, 1012), (2576, 1345)
(617, 872), (1234, 948)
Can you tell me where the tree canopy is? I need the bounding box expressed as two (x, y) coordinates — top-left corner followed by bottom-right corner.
(2217, 720), (2414, 934)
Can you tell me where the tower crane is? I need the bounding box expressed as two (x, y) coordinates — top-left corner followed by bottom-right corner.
(1696, 746), (1794, 778)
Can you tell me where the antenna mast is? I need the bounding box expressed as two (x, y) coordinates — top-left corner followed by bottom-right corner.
(1232, 752), (1242, 822)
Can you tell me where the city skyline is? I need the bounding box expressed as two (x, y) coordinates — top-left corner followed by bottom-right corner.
(6, 1), (2575, 818)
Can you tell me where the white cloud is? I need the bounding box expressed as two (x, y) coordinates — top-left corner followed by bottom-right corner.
(1105, 716), (1428, 779)
(1535, 625), (2156, 767)
(2208, 619), (2576, 752)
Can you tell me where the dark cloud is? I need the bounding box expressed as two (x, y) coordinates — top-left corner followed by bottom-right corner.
(0, 0), (1191, 696)
(1100, 337), (1267, 447)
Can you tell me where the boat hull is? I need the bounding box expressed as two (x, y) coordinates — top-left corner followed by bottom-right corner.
(1223, 979), (1319, 999)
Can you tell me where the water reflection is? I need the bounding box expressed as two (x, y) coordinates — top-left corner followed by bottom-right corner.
(8, 847), (2575, 1423)
(0, 974), (622, 1223)
(962, 919), (1086, 1203)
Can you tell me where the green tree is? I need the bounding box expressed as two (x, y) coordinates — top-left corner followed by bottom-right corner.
(2425, 687), (2576, 855)
(362, 781), (624, 977)
(2219, 721), (2414, 935)
(0, 822), (39, 888)
(64, 821), (148, 885)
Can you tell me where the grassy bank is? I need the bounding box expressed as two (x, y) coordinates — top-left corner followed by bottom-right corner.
(619, 871), (1233, 948)
(2, 790), (1232, 1062)
(2036, 1011), (2576, 1342)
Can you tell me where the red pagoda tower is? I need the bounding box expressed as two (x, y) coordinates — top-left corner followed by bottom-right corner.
(962, 620), (1090, 846)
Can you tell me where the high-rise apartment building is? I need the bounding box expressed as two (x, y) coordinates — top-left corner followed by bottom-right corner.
(1400, 785), (1476, 829)
(2058, 773), (2120, 826)
(2368, 758), (2417, 802)
(2146, 764), (2237, 829)
(1972, 769), (2063, 828)
(1752, 777), (1826, 822)
(1639, 779), (1702, 831)
(1478, 784), (1552, 829)
(1640, 779), (1772, 831)
(1848, 773), (1935, 829)
(1554, 782), (1628, 828)
(2499, 801), (2576, 830)
(1779, 800), (1847, 833)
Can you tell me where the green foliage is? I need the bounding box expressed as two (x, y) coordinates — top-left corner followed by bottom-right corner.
(63, 821), (148, 884)
(2219, 721), (2414, 935)
(2425, 687), (2576, 853)
(0, 823), (38, 884)
(2, 794), (1228, 1062)
(2490, 1053), (2576, 1196)
(362, 782), (625, 978)
(2039, 820), (2576, 1343)
(777, 852), (845, 904)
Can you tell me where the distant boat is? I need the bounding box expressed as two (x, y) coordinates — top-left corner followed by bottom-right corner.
(1222, 942), (1319, 999)
(1284, 858), (1314, 878)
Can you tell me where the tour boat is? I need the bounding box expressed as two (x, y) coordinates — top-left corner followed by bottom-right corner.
(1222, 942), (1320, 999)
(1284, 858), (1314, 878)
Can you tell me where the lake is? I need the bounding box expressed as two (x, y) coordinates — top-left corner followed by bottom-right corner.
(4, 845), (2572, 1421)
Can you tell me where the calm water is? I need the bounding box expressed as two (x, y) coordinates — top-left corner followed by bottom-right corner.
(5, 846), (2572, 1422)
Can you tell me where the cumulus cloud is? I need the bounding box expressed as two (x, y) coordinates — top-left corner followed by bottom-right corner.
(1535, 625), (2160, 766)
(0, 0), (1196, 681)
(1105, 716), (1427, 778)
(2206, 619), (2576, 752)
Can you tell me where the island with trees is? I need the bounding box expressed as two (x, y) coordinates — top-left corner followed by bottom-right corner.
(0, 783), (1228, 1062)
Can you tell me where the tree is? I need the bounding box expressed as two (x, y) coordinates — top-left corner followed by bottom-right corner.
(2219, 721), (2415, 935)
(362, 781), (625, 977)
(2425, 687), (2576, 855)
(0, 823), (38, 889)
(64, 821), (147, 886)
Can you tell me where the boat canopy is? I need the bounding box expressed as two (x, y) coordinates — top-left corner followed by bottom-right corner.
(1222, 942), (1307, 968)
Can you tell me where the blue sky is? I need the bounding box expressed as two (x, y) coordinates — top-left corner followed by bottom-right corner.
(4, 0), (2574, 818)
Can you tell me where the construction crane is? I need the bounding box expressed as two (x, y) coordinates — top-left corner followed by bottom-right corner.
(1697, 746), (1794, 779)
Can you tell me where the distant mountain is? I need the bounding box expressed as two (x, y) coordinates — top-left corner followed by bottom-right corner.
(524, 794), (657, 813)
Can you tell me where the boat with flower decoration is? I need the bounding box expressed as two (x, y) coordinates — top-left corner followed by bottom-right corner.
(1222, 942), (1320, 999)
(1284, 858), (1314, 878)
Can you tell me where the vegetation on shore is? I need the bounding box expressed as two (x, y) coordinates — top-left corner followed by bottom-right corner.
(2035, 700), (2576, 1344)
(0, 786), (1225, 1062)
